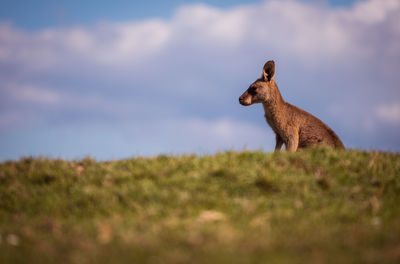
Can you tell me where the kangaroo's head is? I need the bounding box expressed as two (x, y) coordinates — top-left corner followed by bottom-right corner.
(239, 60), (276, 106)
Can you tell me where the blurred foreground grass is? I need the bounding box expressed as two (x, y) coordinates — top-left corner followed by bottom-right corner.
(0, 148), (400, 264)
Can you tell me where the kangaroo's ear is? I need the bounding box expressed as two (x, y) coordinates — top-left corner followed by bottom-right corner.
(262, 60), (275, 81)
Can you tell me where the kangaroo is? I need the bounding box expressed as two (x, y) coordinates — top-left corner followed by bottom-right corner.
(239, 60), (344, 151)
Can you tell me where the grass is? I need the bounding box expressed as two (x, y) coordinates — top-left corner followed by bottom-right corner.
(0, 148), (399, 263)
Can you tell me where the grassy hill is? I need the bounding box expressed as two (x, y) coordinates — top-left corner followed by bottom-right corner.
(0, 148), (399, 264)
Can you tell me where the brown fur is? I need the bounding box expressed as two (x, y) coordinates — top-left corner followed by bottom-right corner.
(239, 60), (344, 151)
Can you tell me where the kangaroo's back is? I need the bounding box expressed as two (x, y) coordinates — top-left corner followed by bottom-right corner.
(286, 103), (344, 149)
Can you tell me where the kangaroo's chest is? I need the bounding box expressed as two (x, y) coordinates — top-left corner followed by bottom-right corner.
(264, 110), (286, 135)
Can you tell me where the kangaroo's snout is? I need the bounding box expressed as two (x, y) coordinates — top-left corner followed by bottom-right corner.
(239, 93), (251, 106)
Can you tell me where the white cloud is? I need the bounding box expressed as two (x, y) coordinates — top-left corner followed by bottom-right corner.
(184, 118), (272, 148)
(349, 0), (399, 24)
(0, 0), (398, 69)
(6, 84), (60, 105)
(0, 112), (27, 131)
(91, 20), (170, 64)
(376, 102), (400, 125)
(128, 117), (274, 154)
(0, 19), (171, 70)
(172, 4), (248, 47)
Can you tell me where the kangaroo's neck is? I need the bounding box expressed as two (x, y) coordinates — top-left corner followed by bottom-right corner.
(262, 82), (285, 115)
(262, 82), (286, 134)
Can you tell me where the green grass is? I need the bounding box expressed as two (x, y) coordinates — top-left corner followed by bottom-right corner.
(1, 148), (400, 264)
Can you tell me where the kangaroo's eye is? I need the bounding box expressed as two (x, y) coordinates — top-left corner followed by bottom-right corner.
(248, 87), (257, 95)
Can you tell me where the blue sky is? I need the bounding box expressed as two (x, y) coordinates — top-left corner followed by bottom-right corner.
(1, 0), (356, 30)
(0, 0), (399, 160)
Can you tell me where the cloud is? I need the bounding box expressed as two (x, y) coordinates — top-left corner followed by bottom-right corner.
(0, 0), (400, 159)
(350, 0), (399, 24)
(4, 83), (60, 105)
(1, 0), (398, 69)
(128, 117), (274, 154)
(376, 102), (400, 125)
(0, 117), (273, 160)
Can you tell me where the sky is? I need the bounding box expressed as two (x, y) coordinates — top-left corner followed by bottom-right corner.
(0, 0), (399, 161)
